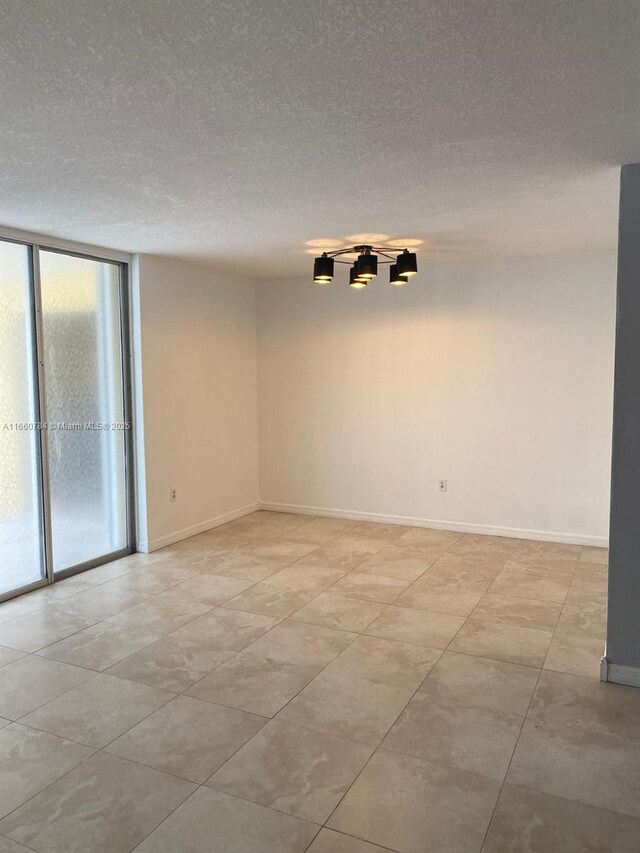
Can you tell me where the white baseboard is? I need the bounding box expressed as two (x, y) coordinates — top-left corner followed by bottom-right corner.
(258, 501), (608, 547)
(137, 502), (259, 553)
(600, 658), (640, 688)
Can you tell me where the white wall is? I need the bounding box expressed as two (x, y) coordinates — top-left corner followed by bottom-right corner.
(133, 254), (259, 550)
(256, 252), (616, 544)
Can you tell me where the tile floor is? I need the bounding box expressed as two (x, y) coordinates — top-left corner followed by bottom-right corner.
(0, 511), (638, 852)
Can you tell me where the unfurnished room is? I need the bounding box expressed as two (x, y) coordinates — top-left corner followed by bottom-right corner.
(1, 2), (639, 851)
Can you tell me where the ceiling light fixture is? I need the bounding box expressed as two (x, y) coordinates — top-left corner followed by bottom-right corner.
(313, 254), (334, 283)
(396, 249), (418, 277)
(389, 264), (408, 286)
(312, 244), (418, 289)
(349, 265), (369, 289)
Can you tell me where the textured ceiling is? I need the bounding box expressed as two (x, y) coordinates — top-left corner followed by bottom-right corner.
(1, 0), (639, 276)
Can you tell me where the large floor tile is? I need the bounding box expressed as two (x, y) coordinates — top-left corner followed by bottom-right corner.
(329, 531), (390, 550)
(396, 527), (461, 549)
(0, 647), (25, 668)
(0, 835), (36, 852)
(106, 632), (235, 692)
(159, 572), (255, 605)
(450, 534), (520, 559)
(307, 829), (393, 853)
(356, 545), (436, 581)
(421, 560), (502, 591)
(10, 575), (97, 604)
(200, 516), (276, 542)
(135, 787), (318, 853)
(276, 669), (412, 746)
(107, 563), (198, 595)
(348, 522), (406, 540)
(573, 562), (607, 587)
(162, 606), (278, 652)
(244, 619), (356, 666)
(503, 555), (576, 578)
(555, 601), (607, 639)
(528, 669), (640, 739)
(49, 584), (153, 622)
(223, 565), (347, 617)
(482, 784), (640, 853)
(208, 719), (372, 822)
(421, 651), (539, 715)
(73, 556), (138, 584)
(543, 633), (604, 678)
(161, 540), (222, 561)
(267, 564), (349, 592)
(328, 572), (410, 604)
(223, 584), (318, 618)
(303, 536), (385, 571)
(281, 517), (356, 546)
(395, 579), (483, 616)
(0, 595), (47, 624)
(565, 578), (607, 606)
(37, 620), (161, 671)
(178, 541), (257, 569)
(449, 614), (552, 667)
(365, 606), (464, 648)
(0, 610), (96, 652)
(488, 569), (571, 603)
(0, 723), (93, 819)
(224, 512), (311, 540)
(513, 541), (581, 562)
(325, 634), (441, 691)
(20, 673), (174, 748)
(507, 718), (640, 818)
(186, 651), (320, 716)
(383, 692), (523, 781)
(106, 694), (265, 783)
(579, 546), (609, 565)
(435, 550), (510, 571)
(0, 655), (93, 719)
(242, 539), (318, 563)
(172, 540), (254, 569)
(0, 751), (195, 853)
(212, 553), (291, 582)
(105, 596), (211, 634)
(109, 551), (173, 569)
(329, 749), (500, 853)
(291, 592), (385, 632)
(474, 592), (561, 631)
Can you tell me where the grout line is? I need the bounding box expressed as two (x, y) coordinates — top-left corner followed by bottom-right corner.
(0, 731), (98, 825)
(477, 657), (546, 851)
(0, 830), (40, 853)
(319, 649), (447, 833)
(128, 785), (203, 853)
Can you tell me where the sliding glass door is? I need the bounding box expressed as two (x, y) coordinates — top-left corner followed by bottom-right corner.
(0, 237), (133, 598)
(39, 251), (129, 574)
(0, 241), (46, 595)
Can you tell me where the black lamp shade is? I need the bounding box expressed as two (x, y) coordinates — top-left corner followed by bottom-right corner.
(313, 255), (334, 282)
(396, 250), (417, 277)
(389, 264), (408, 286)
(356, 254), (377, 279)
(349, 265), (368, 288)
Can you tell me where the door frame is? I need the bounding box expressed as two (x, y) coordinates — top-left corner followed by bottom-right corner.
(0, 228), (136, 600)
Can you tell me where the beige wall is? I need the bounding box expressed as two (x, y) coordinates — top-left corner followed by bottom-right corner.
(133, 254), (258, 550)
(256, 251), (616, 545)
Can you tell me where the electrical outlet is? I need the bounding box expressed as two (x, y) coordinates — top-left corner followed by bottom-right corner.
(438, 479), (448, 492)
(170, 488), (177, 502)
